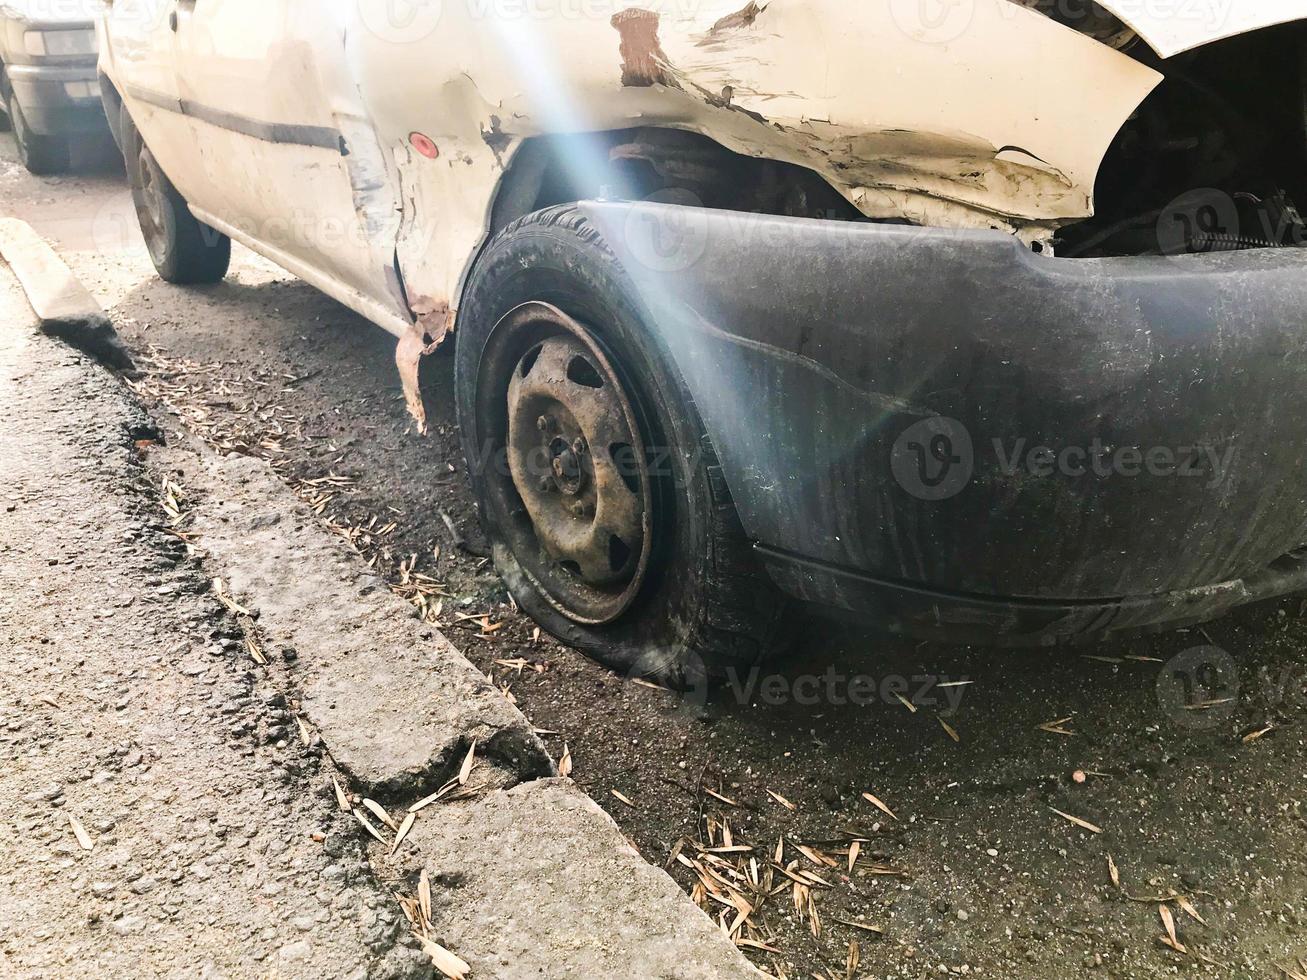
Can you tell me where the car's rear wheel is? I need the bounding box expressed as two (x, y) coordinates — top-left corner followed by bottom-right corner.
(6, 92), (69, 175)
(455, 205), (795, 688)
(120, 107), (230, 284)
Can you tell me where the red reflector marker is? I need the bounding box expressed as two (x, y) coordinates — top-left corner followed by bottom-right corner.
(409, 132), (440, 159)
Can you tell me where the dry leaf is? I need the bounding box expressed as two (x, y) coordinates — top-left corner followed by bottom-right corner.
(938, 716), (960, 742)
(847, 840), (861, 872)
(1038, 717), (1077, 736)
(420, 937), (470, 980)
(835, 918), (884, 935)
(1159, 903), (1187, 953)
(894, 692), (917, 713)
(766, 789), (797, 811)
(1050, 807), (1102, 834)
(611, 789), (635, 808)
(1242, 725), (1274, 743)
(418, 868), (432, 926)
(354, 810), (387, 843)
(735, 938), (781, 953)
(67, 814), (94, 852)
(705, 788), (738, 807)
(458, 740), (477, 785)
(795, 843), (836, 868)
(211, 578), (251, 615)
(861, 791), (897, 821)
(245, 635), (267, 665)
(363, 798), (399, 831)
(331, 776), (350, 812)
(1176, 895), (1206, 925)
(558, 743), (573, 778)
(1107, 853), (1120, 889)
(391, 812), (416, 855)
(410, 779), (458, 813)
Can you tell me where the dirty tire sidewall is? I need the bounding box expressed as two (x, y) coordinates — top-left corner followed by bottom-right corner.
(7, 93), (68, 176)
(456, 207), (785, 688)
(120, 106), (231, 286)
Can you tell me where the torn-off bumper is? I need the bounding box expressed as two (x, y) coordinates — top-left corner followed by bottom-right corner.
(582, 201), (1307, 645)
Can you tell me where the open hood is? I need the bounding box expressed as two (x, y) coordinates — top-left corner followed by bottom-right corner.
(1095, 0), (1307, 57)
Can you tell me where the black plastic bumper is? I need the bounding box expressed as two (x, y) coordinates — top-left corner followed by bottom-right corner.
(582, 201), (1307, 645)
(6, 63), (106, 136)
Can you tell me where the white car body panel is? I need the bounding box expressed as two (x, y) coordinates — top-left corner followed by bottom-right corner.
(1094, 0), (1307, 56)
(97, 0), (1302, 348)
(348, 0), (1163, 322)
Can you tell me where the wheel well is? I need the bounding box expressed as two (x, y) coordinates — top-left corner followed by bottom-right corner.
(485, 127), (864, 241)
(98, 72), (125, 153)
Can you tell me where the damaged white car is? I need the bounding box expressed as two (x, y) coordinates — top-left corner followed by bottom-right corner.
(97, 0), (1307, 682)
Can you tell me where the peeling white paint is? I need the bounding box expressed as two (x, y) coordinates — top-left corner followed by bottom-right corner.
(346, 0), (1165, 315)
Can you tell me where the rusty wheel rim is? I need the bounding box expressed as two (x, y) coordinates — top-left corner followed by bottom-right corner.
(495, 302), (652, 624)
(135, 146), (168, 267)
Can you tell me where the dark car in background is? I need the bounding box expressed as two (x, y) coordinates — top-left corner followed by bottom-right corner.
(1, 0), (105, 173)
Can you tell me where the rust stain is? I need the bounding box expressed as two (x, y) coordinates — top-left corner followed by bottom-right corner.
(396, 298), (455, 434)
(610, 8), (673, 88)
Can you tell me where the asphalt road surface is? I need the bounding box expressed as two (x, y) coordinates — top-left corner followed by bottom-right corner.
(5, 131), (1307, 980)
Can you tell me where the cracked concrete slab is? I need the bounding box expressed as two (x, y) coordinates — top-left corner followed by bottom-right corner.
(181, 451), (555, 796)
(388, 778), (764, 979)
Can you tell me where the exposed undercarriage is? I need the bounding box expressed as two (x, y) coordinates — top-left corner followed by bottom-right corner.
(1059, 20), (1307, 256)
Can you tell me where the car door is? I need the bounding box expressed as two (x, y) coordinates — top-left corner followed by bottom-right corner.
(100, 0), (196, 183)
(169, 0), (409, 319)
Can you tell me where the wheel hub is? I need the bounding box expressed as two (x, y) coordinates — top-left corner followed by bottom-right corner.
(135, 147), (168, 265)
(499, 307), (651, 618)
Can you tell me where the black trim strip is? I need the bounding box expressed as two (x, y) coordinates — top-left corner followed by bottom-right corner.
(123, 83), (345, 154)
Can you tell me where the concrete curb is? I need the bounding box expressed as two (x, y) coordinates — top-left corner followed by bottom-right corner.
(183, 451), (556, 796)
(0, 217), (135, 370)
(167, 438), (762, 978)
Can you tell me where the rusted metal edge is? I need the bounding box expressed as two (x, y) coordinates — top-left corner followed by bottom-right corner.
(396, 298), (455, 434)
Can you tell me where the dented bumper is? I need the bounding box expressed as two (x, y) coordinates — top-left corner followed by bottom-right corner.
(585, 201), (1307, 645)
